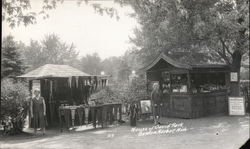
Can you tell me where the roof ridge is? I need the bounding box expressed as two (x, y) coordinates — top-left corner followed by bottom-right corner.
(18, 64), (91, 78)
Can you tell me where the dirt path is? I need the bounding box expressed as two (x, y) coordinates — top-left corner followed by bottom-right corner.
(0, 115), (249, 149)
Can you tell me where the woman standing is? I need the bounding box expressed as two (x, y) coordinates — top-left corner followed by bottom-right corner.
(129, 102), (138, 126)
(151, 83), (163, 125)
(30, 88), (46, 135)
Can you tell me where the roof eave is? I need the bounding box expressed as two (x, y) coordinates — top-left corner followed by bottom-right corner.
(143, 53), (192, 71)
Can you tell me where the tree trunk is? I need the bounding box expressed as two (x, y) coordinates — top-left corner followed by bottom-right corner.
(230, 50), (242, 96)
(229, 15), (246, 96)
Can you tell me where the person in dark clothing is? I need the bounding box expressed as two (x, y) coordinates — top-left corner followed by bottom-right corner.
(151, 83), (163, 125)
(30, 88), (46, 135)
(129, 102), (138, 126)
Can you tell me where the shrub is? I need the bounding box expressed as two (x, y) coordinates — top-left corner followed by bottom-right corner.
(1, 79), (29, 135)
(89, 78), (149, 104)
(109, 78), (149, 103)
(90, 86), (122, 105)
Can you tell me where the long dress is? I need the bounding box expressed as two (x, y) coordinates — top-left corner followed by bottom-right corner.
(32, 97), (46, 129)
(151, 90), (163, 117)
(130, 103), (137, 126)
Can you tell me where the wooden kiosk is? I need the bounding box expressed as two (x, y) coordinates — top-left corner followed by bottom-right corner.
(18, 64), (110, 126)
(144, 53), (230, 118)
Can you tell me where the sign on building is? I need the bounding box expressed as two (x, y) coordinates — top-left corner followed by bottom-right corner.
(228, 97), (245, 115)
(230, 72), (238, 82)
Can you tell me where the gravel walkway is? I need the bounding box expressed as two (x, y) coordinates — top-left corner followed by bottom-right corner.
(0, 115), (249, 149)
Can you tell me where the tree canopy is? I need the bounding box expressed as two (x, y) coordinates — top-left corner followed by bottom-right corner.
(80, 52), (102, 75)
(2, 0), (249, 95)
(2, 0), (120, 28)
(20, 34), (80, 71)
(1, 36), (27, 79)
(127, 0), (249, 67)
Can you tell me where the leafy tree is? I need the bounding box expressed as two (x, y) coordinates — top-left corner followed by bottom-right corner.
(115, 50), (143, 82)
(1, 35), (26, 79)
(117, 58), (131, 82)
(21, 34), (80, 71)
(2, 0), (120, 28)
(101, 56), (121, 80)
(80, 52), (102, 75)
(40, 34), (80, 65)
(127, 0), (249, 96)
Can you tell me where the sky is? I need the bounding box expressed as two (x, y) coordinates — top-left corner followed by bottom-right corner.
(2, 0), (138, 60)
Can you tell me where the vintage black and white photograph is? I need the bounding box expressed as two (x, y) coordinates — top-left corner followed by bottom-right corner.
(1, 0), (249, 149)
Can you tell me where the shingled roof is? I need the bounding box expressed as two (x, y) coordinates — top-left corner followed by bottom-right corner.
(18, 64), (91, 78)
(141, 52), (229, 72)
(143, 53), (192, 71)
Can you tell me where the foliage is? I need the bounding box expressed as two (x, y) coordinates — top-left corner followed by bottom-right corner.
(111, 78), (149, 103)
(2, 0), (64, 28)
(2, 0), (120, 28)
(1, 35), (26, 79)
(80, 52), (102, 75)
(20, 34), (80, 71)
(89, 86), (121, 105)
(79, 50), (142, 80)
(125, 0), (249, 96)
(125, 77), (149, 102)
(100, 50), (142, 82)
(127, 0), (249, 66)
(89, 77), (148, 104)
(116, 50), (141, 81)
(101, 56), (121, 80)
(1, 79), (29, 134)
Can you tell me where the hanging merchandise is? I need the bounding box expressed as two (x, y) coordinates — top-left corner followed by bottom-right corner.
(75, 76), (79, 88)
(89, 77), (92, 85)
(49, 80), (54, 123)
(94, 76), (98, 90)
(54, 79), (57, 92)
(49, 80), (53, 101)
(68, 77), (72, 88)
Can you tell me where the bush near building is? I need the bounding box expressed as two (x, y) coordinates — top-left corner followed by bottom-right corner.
(1, 79), (29, 135)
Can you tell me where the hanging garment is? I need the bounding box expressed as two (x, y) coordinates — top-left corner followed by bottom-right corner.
(106, 79), (108, 86)
(75, 76), (79, 88)
(68, 77), (72, 88)
(71, 77), (77, 104)
(78, 77), (84, 104)
(94, 76), (98, 90)
(49, 81), (53, 98)
(49, 80), (54, 123)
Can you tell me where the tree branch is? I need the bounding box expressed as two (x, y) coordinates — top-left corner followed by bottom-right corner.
(219, 37), (233, 57)
(217, 51), (231, 65)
